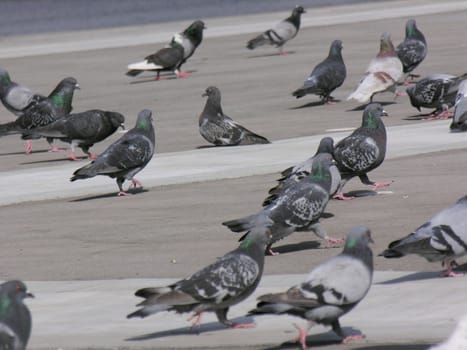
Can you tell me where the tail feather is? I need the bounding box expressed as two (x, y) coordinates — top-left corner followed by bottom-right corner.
(135, 286), (172, 299)
(126, 69), (142, 77)
(222, 215), (256, 233)
(127, 304), (170, 319)
(247, 33), (269, 50)
(292, 88), (307, 98)
(240, 131), (270, 145)
(0, 121), (21, 137)
(249, 300), (294, 315)
(70, 162), (100, 181)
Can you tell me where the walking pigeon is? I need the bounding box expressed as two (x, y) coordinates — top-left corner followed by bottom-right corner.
(249, 225), (374, 350)
(70, 109), (155, 196)
(406, 73), (467, 119)
(396, 19), (427, 83)
(0, 77), (79, 153)
(246, 6), (305, 55)
(263, 137), (341, 207)
(348, 32), (403, 103)
(169, 20), (206, 77)
(381, 195), (467, 277)
(450, 80), (467, 131)
(127, 227), (271, 329)
(0, 280), (34, 350)
(30, 109), (125, 160)
(292, 40), (346, 104)
(223, 153), (343, 254)
(333, 103), (391, 200)
(199, 86), (270, 146)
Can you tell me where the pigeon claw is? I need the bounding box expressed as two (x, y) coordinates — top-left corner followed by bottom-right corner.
(342, 334), (365, 344)
(88, 153), (98, 160)
(441, 268), (464, 278)
(188, 312), (203, 329)
(25, 141), (33, 154)
(131, 179), (143, 189)
(67, 152), (80, 161)
(118, 191), (130, 197)
(177, 70), (190, 78)
(293, 323), (309, 350)
(325, 237), (344, 248)
(372, 180), (393, 191)
(229, 322), (256, 329)
(48, 145), (62, 152)
(333, 193), (354, 201)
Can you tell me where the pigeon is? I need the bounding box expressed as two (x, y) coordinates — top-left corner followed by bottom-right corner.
(396, 19), (427, 82)
(0, 77), (80, 154)
(347, 32), (403, 103)
(450, 80), (467, 131)
(126, 41), (185, 79)
(169, 20), (206, 77)
(246, 6), (306, 55)
(406, 73), (467, 119)
(333, 103), (391, 200)
(429, 314), (467, 350)
(249, 225), (374, 350)
(70, 109), (155, 196)
(381, 195), (467, 277)
(30, 109), (125, 160)
(263, 137), (341, 207)
(0, 280), (34, 350)
(199, 86), (270, 146)
(292, 40), (346, 104)
(223, 153), (343, 254)
(127, 226), (271, 328)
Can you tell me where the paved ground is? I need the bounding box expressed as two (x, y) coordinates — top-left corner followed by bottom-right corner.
(1, 0), (467, 349)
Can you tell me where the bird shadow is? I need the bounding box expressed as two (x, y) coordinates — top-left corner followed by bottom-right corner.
(331, 190), (378, 200)
(377, 271), (443, 284)
(69, 188), (147, 202)
(289, 99), (342, 110)
(269, 240), (322, 255)
(0, 149), (49, 156)
(128, 70), (197, 84)
(196, 144), (219, 149)
(346, 101), (396, 112)
(320, 212), (335, 219)
(402, 113), (434, 121)
(246, 51), (296, 59)
(125, 316), (254, 341)
(350, 345), (430, 350)
(20, 157), (87, 165)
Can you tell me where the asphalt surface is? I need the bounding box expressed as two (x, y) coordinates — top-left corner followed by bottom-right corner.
(1, 0), (467, 349)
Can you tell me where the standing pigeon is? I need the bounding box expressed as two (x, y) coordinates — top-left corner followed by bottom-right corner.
(406, 73), (467, 119)
(263, 137), (341, 206)
(223, 153), (343, 254)
(249, 225), (374, 350)
(396, 19), (427, 82)
(127, 227), (271, 328)
(347, 32), (403, 103)
(333, 103), (391, 200)
(0, 280), (34, 350)
(450, 80), (467, 131)
(169, 20), (206, 77)
(292, 40), (346, 104)
(199, 86), (270, 146)
(0, 76), (80, 153)
(246, 6), (306, 55)
(70, 109), (155, 196)
(30, 109), (125, 160)
(381, 195), (467, 277)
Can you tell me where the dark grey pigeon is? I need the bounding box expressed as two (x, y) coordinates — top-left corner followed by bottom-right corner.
(406, 73), (467, 119)
(199, 86), (270, 146)
(127, 227), (271, 328)
(30, 109), (125, 160)
(223, 153), (343, 254)
(0, 280), (34, 350)
(292, 40), (346, 104)
(0, 77), (79, 154)
(126, 42), (185, 79)
(263, 137), (341, 207)
(381, 195), (467, 277)
(246, 6), (305, 55)
(249, 226), (373, 350)
(450, 80), (467, 131)
(396, 19), (427, 80)
(70, 109), (155, 196)
(333, 103), (391, 200)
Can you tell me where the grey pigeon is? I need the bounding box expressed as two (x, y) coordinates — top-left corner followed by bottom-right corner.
(407, 73), (467, 119)
(249, 225), (374, 350)
(30, 109), (125, 160)
(450, 80), (467, 131)
(381, 195), (467, 277)
(169, 20), (206, 77)
(396, 19), (427, 81)
(126, 42), (185, 79)
(263, 137), (341, 207)
(70, 109), (155, 196)
(292, 40), (346, 104)
(0, 77), (79, 153)
(0, 280), (34, 350)
(199, 86), (270, 146)
(348, 32), (403, 103)
(223, 153), (343, 254)
(246, 6), (305, 55)
(333, 103), (391, 200)
(127, 227), (271, 328)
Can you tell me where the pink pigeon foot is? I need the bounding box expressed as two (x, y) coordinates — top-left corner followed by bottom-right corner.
(88, 153), (97, 159)
(293, 323), (309, 350)
(333, 193), (354, 201)
(177, 71), (190, 78)
(188, 313), (203, 329)
(441, 267), (464, 278)
(325, 100), (337, 105)
(67, 152), (80, 161)
(228, 322), (256, 329)
(425, 110), (453, 120)
(25, 141), (33, 154)
(343, 334), (365, 343)
(372, 180), (393, 191)
(48, 145), (62, 152)
(131, 178), (143, 189)
(118, 191), (130, 197)
(266, 248), (280, 256)
(279, 50), (290, 56)
(393, 91), (407, 100)
(325, 237), (344, 248)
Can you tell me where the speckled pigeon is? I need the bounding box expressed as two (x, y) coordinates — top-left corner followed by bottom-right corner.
(381, 195), (467, 277)
(0, 280), (34, 350)
(249, 225), (374, 350)
(450, 80), (467, 131)
(396, 19), (427, 82)
(127, 227), (271, 328)
(246, 6), (305, 55)
(70, 109), (155, 196)
(292, 40), (346, 104)
(333, 103), (391, 200)
(199, 86), (270, 146)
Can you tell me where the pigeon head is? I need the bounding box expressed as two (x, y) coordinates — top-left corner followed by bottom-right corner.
(342, 225), (374, 269)
(135, 109), (153, 130)
(405, 19), (425, 41)
(315, 137), (334, 156)
(378, 32), (396, 57)
(0, 68), (11, 88)
(293, 6), (306, 15)
(49, 77), (80, 114)
(362, 103), (387, 129)
(406, 86), (421, 111)
(202, 86), (222, 107)
(239, 227), (271, 251)
(0, 280), (34, 303)
(106, 111), (126, 130)
(329, 40), (343, 57)
(309, 153), (333, 191)
(184, 20), (206, 37)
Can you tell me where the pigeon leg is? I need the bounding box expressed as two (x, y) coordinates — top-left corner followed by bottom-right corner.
(47, 137), (62, 152)
(293, 323), (310, 350)
(188, 312), (203, 328)
(358, 174), (393, 190)
(308, 222), (343, 248)
(266, 244), (280, 256)
(81, 145), (97, 159)
(333, 179), (354, 200)
(67, 152), (80, 161)
(216, 309), (255, 329)
(131, 178), (143, 189)
(441, 261), (464, 277)
(177, 70), (190, 78)
(24, 141), (33, 154)
(332, 318), (364, 343)
(117, 178), (130, 196)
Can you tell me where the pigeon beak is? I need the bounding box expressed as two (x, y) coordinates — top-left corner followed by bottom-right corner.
(119, 124), (125, 130)
(75, 83), (81, 90)
(202, 92), (208, 97)
(26, 292), (35, 299)
(381, 109), (389, 117)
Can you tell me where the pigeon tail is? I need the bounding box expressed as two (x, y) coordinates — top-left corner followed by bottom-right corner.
(135, 286), (172, 298)
(222, 214), (259, 233)
(292, 88), (307, 98)
(70, 161), (103, 181)
(126, 70), (143, 77)
(247, 33), (269, 50)
(239, 131), (270, 145)
(0, 121), (22, 137)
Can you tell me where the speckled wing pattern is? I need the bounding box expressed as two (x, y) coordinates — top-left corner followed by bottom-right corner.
(334, 136), (379, 173)
(199, 113), (242, 145)
(397, 38), (427, 73)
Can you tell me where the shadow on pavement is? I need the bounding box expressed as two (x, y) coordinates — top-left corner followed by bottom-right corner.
(346, 101), (396, 112)
(377, 271), (441, 284)
(270, 240), (322, 255)
(246, 51), (296, 59)
(69, 188), (147, 202)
